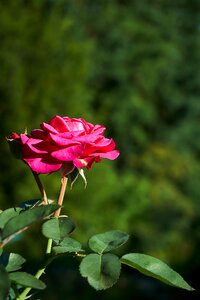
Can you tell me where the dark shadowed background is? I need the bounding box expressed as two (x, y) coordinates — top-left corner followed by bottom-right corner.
(0, 0), (200, 299)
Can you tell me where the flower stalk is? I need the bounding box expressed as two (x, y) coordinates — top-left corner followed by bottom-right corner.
(32, 171), (48, 205)
(54, 176), (68, 218)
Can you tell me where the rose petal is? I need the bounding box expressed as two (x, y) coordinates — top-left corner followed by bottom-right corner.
(75, 134), (100, 144)
(41, 122), (58, 134)
(66, 120), (85, 132)
(63, 117), (93, 133)
(49, 132), (80, 146)
(73, 157), (100, 169)
(24, 157), (62, 174)
(20, 134), (29, 144)
(92, 125), (106, 135)
(91, 150), (120, 160)
(49, 115), (69, 133)
(21, 135), (57, 154)
(78, 118), (94, 133)
(82, 139), (116, 156)
(51, 145), (83, 161)
(31, 129), (47, 139)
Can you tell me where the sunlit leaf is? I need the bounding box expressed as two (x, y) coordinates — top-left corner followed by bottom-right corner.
(0, 208), (22, 229)
(80, 253), (121, 290)
(1, 205), (60, 246)
(121, 253), (194, 291)
(0, 252), (26, 272)
(9, 272), (46, 290)
(89, 230), (129, 254)
(42, 216), (75, 240)
(53, 237), (82, 254)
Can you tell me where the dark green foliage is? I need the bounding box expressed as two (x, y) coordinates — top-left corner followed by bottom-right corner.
(0, 265), (11, 300)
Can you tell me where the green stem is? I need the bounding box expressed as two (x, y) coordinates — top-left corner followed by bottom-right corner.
(17, 176), (68, 300)
(46, 238), (53, 254)
(16, 238), (53, 300)
(16, 268), (45, 300)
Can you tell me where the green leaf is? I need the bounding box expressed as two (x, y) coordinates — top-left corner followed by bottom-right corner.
(42, 216), (75, 240)
(53, 237), (82, 254)
(80, 253), (121, 290)
(88, 230), (129, 254)
(0, 208), (22, 229)
(1, 204), (60, 246)
(121, 253), (194, 291)
(0, 252), (26, 272)
(7, 287), (16, 300)
(69, 168), (87, 189)
(9, 272), (46, 290)
(0, 264), (11, 300)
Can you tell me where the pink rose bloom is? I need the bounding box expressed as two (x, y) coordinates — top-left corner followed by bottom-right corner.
(15, 116), (119, 174)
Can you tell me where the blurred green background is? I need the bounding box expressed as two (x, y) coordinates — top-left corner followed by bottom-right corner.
(0, 0), (200, 299)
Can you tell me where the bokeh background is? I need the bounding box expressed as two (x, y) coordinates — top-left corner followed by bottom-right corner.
(0, 0), (200, 299)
